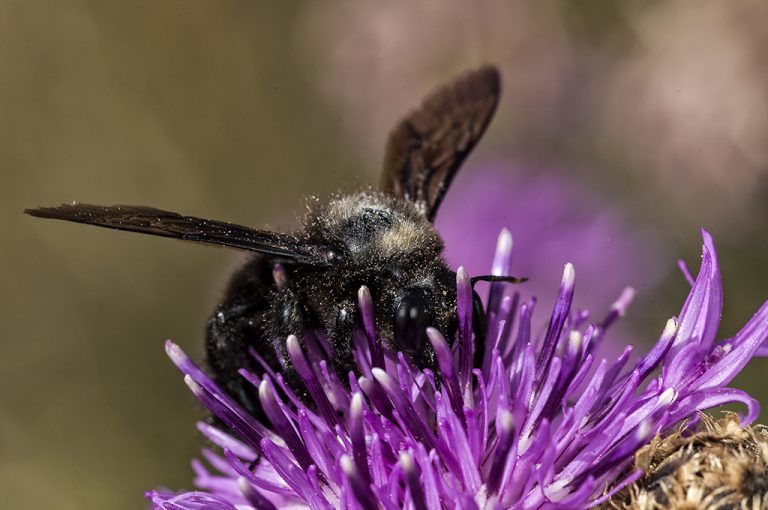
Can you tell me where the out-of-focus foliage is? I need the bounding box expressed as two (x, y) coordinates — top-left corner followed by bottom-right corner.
(1, 2), (765, 510)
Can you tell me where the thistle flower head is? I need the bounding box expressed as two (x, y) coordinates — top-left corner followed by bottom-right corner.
(148, 229), (768, 509)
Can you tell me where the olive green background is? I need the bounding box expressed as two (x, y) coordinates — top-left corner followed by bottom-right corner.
(1, 2), (766, 509)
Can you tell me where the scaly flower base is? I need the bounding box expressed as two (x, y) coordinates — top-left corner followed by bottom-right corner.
(605, 413), (768, 509)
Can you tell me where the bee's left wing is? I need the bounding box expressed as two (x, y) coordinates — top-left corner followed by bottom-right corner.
(25, 203), (337, 266)
(380, 65), (500, 222)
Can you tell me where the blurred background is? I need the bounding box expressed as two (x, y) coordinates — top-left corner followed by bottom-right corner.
(2, 1), (767, 508)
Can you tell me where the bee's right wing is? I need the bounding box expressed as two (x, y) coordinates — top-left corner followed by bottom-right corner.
(25, 203), (338, 266)
(380, 65), (501, 222)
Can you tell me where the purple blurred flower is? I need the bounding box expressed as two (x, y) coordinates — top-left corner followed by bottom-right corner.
(437, 164), (664, 312)
(148, 230), (768, 509)
(437, 164), (665, 361)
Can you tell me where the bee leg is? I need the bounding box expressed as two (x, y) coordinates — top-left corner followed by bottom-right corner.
(206, 301), (267, 418)
(472, 290), (487, 369)
(270, 287), (312, 400)
(205, 254), (276, 419)
(330, 302), (357, 380)
(272, 287), (305, 355)
(273, 295), (356, 397)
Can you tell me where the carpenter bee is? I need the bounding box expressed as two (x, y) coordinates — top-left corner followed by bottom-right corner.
(26, 66), (518, 413)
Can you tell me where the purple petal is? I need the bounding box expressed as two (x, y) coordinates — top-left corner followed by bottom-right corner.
(196, 422), (257, 462)
(400, 451), (428, 510)
(600, 287), (635, 330)
(456, 266), (474, 392)
(146, 491), (239, 510)
(286, 335), (340, 429)
(670, 230), (722, 356)
(237, 478), (278, 510)
(427, 327), (463, 418)
(258, 378), (313, 471)
(340, 454), (378, 510)
(536, 264), (575, 384)
(183, 375), (264, 453)
(692, 300), (768, 391)
(372, 368), (437, 454)
(669, 387), (760, 426)
(259, 438), (313, 503)
(635, 318), (678, 380)
(486, 409), (515, 495)
(349, 392), (372, 486)
(167, 341), (272, 441)
(586, 469), (644, 508)
(358, 285), (384, 369)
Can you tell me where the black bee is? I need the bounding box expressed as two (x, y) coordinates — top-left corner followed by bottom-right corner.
(26, 66), (516, 413)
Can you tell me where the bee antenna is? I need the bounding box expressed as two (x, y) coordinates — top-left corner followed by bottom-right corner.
(469, 274), (528, 287)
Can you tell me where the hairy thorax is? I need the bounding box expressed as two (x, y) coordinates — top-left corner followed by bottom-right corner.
(293, 191), (456, 346)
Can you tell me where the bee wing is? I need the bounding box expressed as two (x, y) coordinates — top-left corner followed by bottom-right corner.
(380, 65), (501, 222)
(25, 203), (335, 265)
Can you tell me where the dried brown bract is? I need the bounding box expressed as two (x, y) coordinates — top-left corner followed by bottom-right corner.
(605, 413), (768, 509)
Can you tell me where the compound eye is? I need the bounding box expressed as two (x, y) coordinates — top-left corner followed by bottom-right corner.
(394, 292), (430, 354)
(317, 248), (343, 266)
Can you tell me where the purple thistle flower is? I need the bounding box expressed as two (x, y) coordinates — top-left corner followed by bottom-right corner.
(436, 165), (665, 326)
(148, 229), (768, 509)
